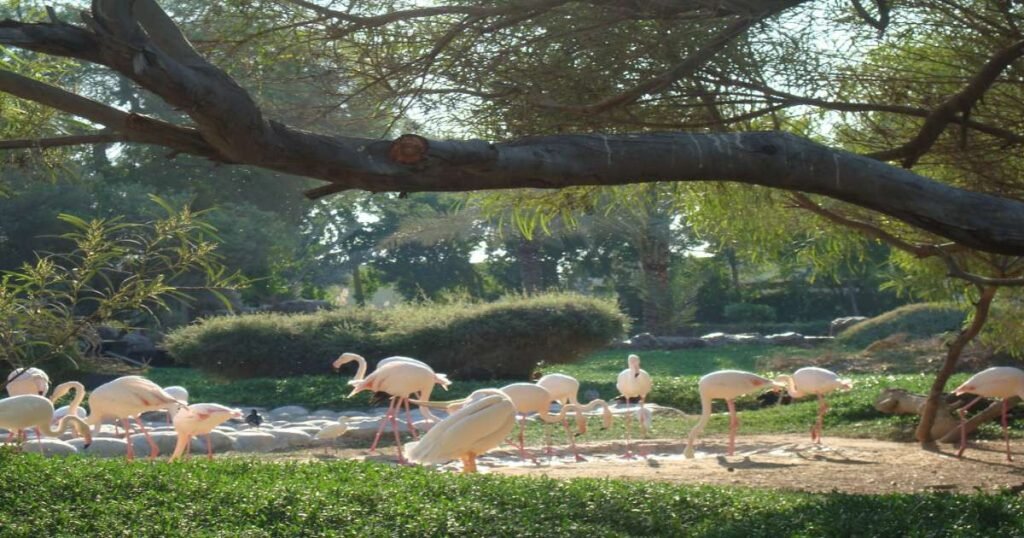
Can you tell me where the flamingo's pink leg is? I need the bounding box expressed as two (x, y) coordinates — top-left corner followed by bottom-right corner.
(134, 417), (159, 459)
(621, 397), (636, 460)
(726, 399), (738, 456)
(369, 397), (398, 453)
(515, 415), (534, 462)
(1003, 399), (1013, 462)
(563, 415), (584, 462)
(957, 396), (984, 458)
(207, 434), (214, 460)
(35, 427), (44, 454)
(637, 397), (648, 458)
(390, 398), (406, 464)
(813, 394), (829, 444)
(402, 397), (419, 440)
(123, 418), (135, 461)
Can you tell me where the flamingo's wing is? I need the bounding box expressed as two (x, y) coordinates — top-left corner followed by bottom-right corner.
(407, 395), (515, 464)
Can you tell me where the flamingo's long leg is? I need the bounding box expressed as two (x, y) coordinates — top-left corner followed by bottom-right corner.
(134, 417), (159, 459)
(369, 397), (398, 453)
(563, 415), (584, 462)
(957, 396), (984, 458)
(1003, 397), (1011, 461)
(402, 397), (419, 440)
(207, 434), (214, 460)
(390, 398), (406, 464)
(123, 418), (135, 461)
(726, 399), (738, 456)
(813, 394), (829, 444)
(622, 397), (636, 459)
(35, 427), (44, 454)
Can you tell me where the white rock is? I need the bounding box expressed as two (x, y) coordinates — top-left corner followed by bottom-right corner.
(270, 428), (313, 449)
(233, 431), (277, 453)
(21, 439), (78, 457)
(129, 431), (181, 456)
(70, 437), (127, 458)
(269, 405), (309, 419)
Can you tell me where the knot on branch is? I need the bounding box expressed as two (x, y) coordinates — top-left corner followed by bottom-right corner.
(388, 134), (429, 164)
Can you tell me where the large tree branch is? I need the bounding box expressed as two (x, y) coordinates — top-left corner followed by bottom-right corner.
(4, 4), (1024, 257)
(871, 38), (1024, 167)
(0, 132), (124, 149)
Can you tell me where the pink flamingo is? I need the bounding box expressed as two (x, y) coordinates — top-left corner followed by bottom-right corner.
(5, 367), (50, 397)
(169, 403), (242, 462)
(952, 366), (1024, 461)
(333, 353), (447, 423)
(536, 373), (588, 434)
(347, 361), (450, 463)
(685, 370), (785, 458)
(0, 394), (92, 453)
(83, 376), (186, 461)
(407, 392), (517, 473)
(616, 354), (653, 458)
(774, 367), (852, 444)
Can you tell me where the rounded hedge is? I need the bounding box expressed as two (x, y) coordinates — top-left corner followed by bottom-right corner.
(165, 293), (628, 380)
(837, 302), (965, 349)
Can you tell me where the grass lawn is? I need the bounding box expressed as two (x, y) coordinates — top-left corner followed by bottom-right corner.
(147, 344), (1011, 445)
(1, 451), (1021, 537)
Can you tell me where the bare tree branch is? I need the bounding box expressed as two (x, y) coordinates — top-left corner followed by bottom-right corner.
(0, 132), (124, 149)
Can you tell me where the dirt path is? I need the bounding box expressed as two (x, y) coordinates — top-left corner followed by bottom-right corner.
(272, 435), (1024, 494)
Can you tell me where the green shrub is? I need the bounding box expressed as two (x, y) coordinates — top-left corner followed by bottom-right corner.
(165, 293), (628, 380)
(837, 303), (965, 349)
(723, 302), (777, 323)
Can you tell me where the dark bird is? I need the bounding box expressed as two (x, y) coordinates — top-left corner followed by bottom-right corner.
(245, 409), (264, 429)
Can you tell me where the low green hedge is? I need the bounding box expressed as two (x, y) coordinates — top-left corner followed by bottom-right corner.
(165, 293), (627, 380)
(837, 302), (965, 349)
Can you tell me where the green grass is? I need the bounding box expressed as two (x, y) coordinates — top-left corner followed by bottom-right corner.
(1, 450), (1022, 537)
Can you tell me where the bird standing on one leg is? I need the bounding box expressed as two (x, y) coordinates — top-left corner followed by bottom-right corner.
(952, 366), (1024, 461)
(616, 354), (652, 459)
(685, 370), (785, 459)
(774, 367), (852, 444)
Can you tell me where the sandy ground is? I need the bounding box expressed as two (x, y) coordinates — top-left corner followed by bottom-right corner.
(267, 435), (1024, 494)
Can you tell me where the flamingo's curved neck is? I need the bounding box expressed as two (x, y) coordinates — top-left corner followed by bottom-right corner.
(775, 375), (802, 398)
(50, 381), (86, 417)
(41, 415), (89, 439)
(353, 355), (368, 382)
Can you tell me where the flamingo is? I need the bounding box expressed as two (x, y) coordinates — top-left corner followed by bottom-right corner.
(162, 386), (189, 424)
(685, 370), (785, 459)
(169, 403), (241, 462)
(536, 373), (588, 434)
(7, 378), (86, 443)
(5, 367), (50, 396)
(0, 394), (92, 453)
(616, 354), (653, 458)
(347, 361), (451, 463)
(952, 366), (1024, 461)
(333, 353), (447, 423)
(406, 392), (517, 473)
(83, 376), (186, 461)
(445, 384), (613, 463)
(774, 367), (852, 444)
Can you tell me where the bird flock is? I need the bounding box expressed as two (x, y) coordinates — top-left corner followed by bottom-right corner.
(2, 357), (1022, 473)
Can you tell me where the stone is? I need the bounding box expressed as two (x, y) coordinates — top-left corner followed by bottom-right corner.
(130, 431), (180, 456)
(269, 428), (314, 449)
(233, 432), (277, 453)
(627, 332), (660, 349)
(70, 437), (127, 458)
(21, 439), (78, 457)
(830, 316), (868, 336)
(191, 430), (235, 454)
(657, 336), (706, 349)
(765, 332), (805, 345)
(270, 405), (310, 418)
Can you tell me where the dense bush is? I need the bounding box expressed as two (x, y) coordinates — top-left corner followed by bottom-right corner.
(723, 302), (777, 323)
(837, 303), (965, 349)
(165, 293), (627, 380)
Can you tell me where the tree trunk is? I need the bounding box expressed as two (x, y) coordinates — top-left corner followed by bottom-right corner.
(915, 285), (997, 445)
(845, 281), (861, 316)
(938, 396), (1021, 444)
(640, 238), (672, 334)
(516, 237), (543, 294)
(351, 265), (365, 307)
(725, 248), (741, 291)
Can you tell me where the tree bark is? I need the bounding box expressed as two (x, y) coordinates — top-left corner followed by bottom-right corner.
(938, 396), (1022, 444)
(351, 265), (365, 307)
(4, 4), (1024, 254)
(516, 237), (543, 294)
(915, 285), (998, 445)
